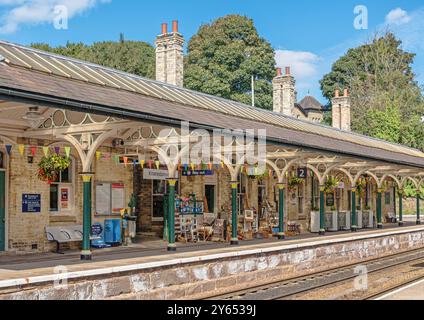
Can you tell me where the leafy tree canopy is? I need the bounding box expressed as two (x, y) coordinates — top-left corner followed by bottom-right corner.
(31, 36), (155, 79)
(184, 15), (276, 110)
(320, 32), (424, 150)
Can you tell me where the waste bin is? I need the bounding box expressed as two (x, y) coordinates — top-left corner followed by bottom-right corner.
(104, 219), (121, 244)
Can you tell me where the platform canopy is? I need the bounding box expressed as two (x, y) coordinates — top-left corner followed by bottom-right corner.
(0, 40), (424, 188)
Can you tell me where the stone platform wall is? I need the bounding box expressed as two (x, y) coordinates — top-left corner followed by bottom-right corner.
(1, 228), (424, 300)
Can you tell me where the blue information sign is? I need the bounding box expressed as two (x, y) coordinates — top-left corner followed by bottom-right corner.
(22, 194), (41, 213)
(182, 170), (214, 177)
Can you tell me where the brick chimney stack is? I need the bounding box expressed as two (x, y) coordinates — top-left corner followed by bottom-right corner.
(155, 20), (185, 87)
(273, 66), (296, 116)
(332, 88), (351, 131)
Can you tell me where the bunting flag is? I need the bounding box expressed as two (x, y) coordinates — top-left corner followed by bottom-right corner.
(30, 146), (37, 157)
(190, 163), (195, 171)
(148, 160), (153, 169)
(96, 151), (102, 161)
(123, 157), (129, 166)
(103, 152), (111, 161)
(140, 159), (145, 168)
(208, 163), (213, 170)
(155, 160), (160, 170)
(178, 163), (182, 171)
(133, 159), (138, 166)
(5, 144), (12, 156)
(18, 144), (25, 156)
(43, 147), (49, 157)
(221, 161), (225, 169)
(54, 146), (60, 155)
(215, 164), (220, 170)
(114, 155), (120, 164)
(184, 163), (189, 171)
(64, 146), (71, 158)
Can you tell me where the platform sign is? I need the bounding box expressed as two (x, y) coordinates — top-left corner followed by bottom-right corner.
(182, 170), (214, 177)
(297, 168), (307, 179)
(22, 194), (41, 213)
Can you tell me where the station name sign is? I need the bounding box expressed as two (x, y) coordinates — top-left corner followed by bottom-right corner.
(182, 170), (214, 177)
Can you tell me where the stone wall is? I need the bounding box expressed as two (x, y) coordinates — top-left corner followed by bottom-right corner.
(1, 228), (423, 300)
(5, 141), (133, 254)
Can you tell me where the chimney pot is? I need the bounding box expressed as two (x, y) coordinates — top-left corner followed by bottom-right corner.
(335, 89), (340, 98)
(172, 20), (179, 33)
(161, 23), (168, 35)
(285, 67), (291, 76)
(276, 68), (282, 76)
(344, 89), (349, 97)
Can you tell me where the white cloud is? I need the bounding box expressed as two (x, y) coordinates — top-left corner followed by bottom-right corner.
(275, 49), (321, 90)
(0, 0), (111, 34)
(385, 8), (412, 26)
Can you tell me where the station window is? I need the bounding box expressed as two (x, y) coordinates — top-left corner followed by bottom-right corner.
(49, 158), (74, 213)
(237, 173), (246, 216)
(152, 179), (179, 221)
(298, 182), (304, 214)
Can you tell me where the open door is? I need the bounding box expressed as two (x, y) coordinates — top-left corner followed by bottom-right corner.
(0, 171), (5, 251)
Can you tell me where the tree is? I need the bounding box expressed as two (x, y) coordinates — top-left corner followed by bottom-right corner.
(31, 36), (155, 79)
(184, 15), (276, 110)
(320, 32), (424, 149)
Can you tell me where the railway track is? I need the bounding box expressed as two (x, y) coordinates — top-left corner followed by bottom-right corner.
(205, 248), (424, 300)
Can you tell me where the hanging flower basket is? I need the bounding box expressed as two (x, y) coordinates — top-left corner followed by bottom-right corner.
(324, 176), (339, 194)
(37, 154), (70, 184)
(288, 177), (304, 192)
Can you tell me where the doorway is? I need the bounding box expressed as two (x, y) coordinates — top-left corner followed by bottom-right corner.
(205, 185), (216, 213)
(0, 170), (5, 252)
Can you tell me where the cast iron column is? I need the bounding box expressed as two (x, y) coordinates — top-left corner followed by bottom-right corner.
(398, 189), (404, 226)
(377, 188), (383, 229)
(167, 179), (177, 252)
(319, 186), (326, 236)
(231, 181), (239, 245)
(81, 174), (93, 261)
(417, 191), (421, 225)
(351, 187), (357, 232)
(277, 183), (285, 240)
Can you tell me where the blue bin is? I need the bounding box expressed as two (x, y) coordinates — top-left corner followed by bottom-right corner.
(104, 219), (122, 244)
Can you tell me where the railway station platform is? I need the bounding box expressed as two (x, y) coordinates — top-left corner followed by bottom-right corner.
(377, 278), (424, 300)
(0, 223), (424, 300)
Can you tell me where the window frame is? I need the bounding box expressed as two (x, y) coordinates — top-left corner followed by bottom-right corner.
(49, 156), (75, 214)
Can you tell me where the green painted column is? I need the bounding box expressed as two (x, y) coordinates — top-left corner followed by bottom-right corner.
(231, 182), (239, 245)
(277, 184), (285, 240)
(377, 189), (383, 229)
(416, 191), (421, 225)
(398, 189), (404, 226)
(319, 186), (326, 235)
(167, 179), (177, 252)
(351, 188), (357, 232)
(81, 174), (93, 261)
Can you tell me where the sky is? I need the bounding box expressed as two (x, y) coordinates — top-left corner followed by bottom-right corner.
(0, 0), (423, 103)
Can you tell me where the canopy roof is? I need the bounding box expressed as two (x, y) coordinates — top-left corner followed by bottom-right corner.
(1, 40), (424, 168)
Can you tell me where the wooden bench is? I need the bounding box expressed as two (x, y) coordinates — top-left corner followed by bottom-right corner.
(45, 225), (100, 254)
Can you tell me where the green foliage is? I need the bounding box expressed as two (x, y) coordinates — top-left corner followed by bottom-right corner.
(288, 177), (304, 192)
(184, 15), (276, 110)
(324, 176), (339, 194)
(32, 37), (155, 79)
(37, 154), (70, 183)
(320, 32), (424, 150)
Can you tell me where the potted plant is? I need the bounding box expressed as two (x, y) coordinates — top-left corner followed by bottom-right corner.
(37, 153), (70, 184)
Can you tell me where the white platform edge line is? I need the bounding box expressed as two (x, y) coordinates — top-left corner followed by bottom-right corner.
(375, 278), (424, 300)
(1, 226), (423, 289)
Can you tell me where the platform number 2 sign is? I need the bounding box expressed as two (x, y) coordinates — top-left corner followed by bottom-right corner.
(297, 168), (307, 179)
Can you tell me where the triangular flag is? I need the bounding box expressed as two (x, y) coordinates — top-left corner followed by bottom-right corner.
(114, 155), (120, 164)
(64, 146), (71, 158)
(30, 146), (37, 157)
(133, 159), (137, 166)
(5, 144), (12, 156)
(140, 159), (145, 168)
(190, 163), (195, 171)
(103, 152), (111, 160)
(18, 144), (25, 156)
(43, 147), (49, 157)
(54, 146), (60, 155)
(155, 160), (160, 170)
(148, 160), (153, 169)
(96, 151), (102, 161)
(208, 163), (213, 170)
(123, 157), (129, 166)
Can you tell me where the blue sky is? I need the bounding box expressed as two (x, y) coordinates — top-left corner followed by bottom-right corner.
(0, 0), (423, 103)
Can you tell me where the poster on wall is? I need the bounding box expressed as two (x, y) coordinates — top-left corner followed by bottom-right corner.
(326, 193), (335, 207)
(96, 183), (111, 215)
(22, 194), (41, 213)
(60, 188), (69, 210)
(111, 183), (125, 214)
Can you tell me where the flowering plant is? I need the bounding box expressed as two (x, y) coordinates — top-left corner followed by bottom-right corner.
(37, 154), (70, 184)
